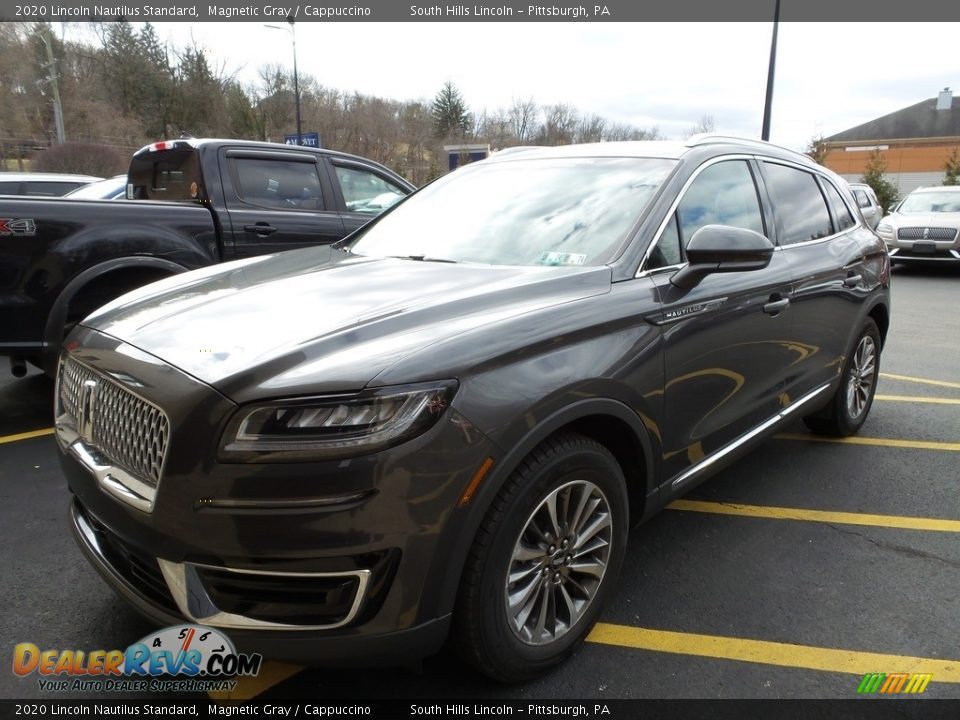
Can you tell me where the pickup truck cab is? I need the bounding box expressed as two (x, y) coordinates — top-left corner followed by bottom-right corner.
(0, 138), (414, 376)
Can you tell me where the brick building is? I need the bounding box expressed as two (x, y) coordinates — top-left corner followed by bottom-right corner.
(823, 88), (960, 197)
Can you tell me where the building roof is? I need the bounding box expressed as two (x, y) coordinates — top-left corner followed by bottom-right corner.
(825, 94), (960, 144)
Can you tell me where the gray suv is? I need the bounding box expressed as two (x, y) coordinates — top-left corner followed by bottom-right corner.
(56, 136), (890, 681)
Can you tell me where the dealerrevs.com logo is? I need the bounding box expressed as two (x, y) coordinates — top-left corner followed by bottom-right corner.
(13, 625), (262, 693)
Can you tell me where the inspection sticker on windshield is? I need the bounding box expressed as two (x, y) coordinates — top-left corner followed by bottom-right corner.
(537, 251), (586, 266)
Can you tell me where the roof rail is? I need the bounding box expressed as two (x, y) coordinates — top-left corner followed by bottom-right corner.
(685, 133), (806, 159)
(493, 145), (544, 156)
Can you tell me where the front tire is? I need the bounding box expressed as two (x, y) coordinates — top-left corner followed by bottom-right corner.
(804, 317), (881, 436)
(452, 432), (628, 682)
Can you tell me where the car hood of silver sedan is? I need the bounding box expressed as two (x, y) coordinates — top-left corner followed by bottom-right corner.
(887, 212), (960, 226)
(81, 247), (612, 400)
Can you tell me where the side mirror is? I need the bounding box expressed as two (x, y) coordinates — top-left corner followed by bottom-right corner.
(671, 225), (774, 290)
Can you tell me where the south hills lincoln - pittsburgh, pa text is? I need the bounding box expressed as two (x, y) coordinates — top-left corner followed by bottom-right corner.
(409, 5), (611, 18)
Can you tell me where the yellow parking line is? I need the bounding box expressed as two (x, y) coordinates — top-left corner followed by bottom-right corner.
(776, 433), (960, 452)
(587, 624), (960, 682)
(875, 394), (960, 405)
(0, 428), (55, 445)
(667, 499), (960, 533)
(880, 372), (960, 390)
(208, 661), (303, 701)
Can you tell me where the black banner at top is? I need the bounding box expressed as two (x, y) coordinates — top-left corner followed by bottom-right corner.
(2, 0), (960, 22)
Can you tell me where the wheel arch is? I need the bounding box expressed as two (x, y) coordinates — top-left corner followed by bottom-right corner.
(41, 256), (189, 372)
(428, 398), (657, 623)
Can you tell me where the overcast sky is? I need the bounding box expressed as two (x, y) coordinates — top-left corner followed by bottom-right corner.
(67, 22), (960, 151)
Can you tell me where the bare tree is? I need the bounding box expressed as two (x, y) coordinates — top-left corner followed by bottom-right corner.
(508, 97), (539, 143)
(687, 113), (716, 137)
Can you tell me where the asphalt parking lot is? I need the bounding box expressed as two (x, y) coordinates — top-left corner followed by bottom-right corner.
(2, 264), (958, 702)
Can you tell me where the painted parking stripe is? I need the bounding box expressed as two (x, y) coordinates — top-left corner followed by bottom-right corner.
(776, 433), (960, 452)
(880, 372), (960, 390)
(667, 499), (960, 533)
(0, 428), (54, 445)
(875, 394), (960, 405)
(208, 660), (303, 701)
(587, 623), (960, 682)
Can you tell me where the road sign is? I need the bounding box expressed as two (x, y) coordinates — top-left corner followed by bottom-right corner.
(284, 132), (321, 148)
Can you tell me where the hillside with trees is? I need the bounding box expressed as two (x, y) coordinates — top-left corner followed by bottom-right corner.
(0, 22), (663, 184)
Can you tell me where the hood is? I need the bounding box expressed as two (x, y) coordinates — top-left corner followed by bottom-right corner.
(890, 212), (960, 227)
(83, 247), (612, 400)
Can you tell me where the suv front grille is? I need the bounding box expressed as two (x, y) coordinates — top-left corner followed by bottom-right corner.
(58, 356), (170, 486)
(897, 227), (957, 240)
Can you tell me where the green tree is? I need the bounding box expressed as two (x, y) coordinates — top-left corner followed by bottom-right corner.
(860, 149), (899, 212)
(431, 81), (470, 139)
(944, 147), (960, 186)
(806, 134), (828, 166)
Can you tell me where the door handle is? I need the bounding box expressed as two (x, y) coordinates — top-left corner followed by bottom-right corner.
(843, 273), (862, 288)
(763, 297), (790, 315)
(244, 223), (277, 236)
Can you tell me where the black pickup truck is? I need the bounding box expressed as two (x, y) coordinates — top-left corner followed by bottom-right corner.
(0, 138), (415, 377)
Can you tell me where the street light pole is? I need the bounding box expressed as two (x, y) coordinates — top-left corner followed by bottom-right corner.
(761, 0), (781, 142)
(265, 19), (302, 144)
(289, 17), (302, 144)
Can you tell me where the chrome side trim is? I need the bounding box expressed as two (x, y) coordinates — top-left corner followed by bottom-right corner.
(157, 559), (371, 631)
(669, 382), (833, 493)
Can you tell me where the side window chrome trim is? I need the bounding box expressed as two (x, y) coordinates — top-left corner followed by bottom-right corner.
(635, 154), (761, 278)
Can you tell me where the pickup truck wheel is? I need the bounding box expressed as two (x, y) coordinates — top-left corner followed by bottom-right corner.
(803, 318), (880, 437)
(452, 432), (628, 682)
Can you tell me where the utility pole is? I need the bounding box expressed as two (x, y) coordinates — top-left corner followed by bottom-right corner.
(265, 19), (302, 144)
(39, 27), (66, 144)
(761, 0), (781, 142)
(289, 17), (302, 144)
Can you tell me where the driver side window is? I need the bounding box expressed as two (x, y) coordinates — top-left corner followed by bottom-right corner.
(647, 160), (765, 270)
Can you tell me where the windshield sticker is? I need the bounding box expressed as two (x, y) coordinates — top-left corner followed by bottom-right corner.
(537, 251), (587, 266)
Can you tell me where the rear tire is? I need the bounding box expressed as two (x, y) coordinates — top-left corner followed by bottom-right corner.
(452, 432), (628, 682)
(803, 318), (880, 437)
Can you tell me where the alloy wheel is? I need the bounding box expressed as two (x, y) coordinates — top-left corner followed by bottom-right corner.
(846, 335), (877, 419)
(504, 479), (612, 646)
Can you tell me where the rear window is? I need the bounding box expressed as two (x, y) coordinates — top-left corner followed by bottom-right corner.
(129, 148), (204, 202)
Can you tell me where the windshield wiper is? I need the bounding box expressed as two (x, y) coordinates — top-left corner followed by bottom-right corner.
(387, 254), (458, 263)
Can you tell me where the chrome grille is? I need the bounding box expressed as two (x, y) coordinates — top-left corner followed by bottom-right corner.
(897, 227), (957, 240)
(58, 356), (169, 486)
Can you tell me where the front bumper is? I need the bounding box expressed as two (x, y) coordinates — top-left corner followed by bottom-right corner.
(69, 499), (450, 665)
(57, 328), (496, 664)
(888, 247), (960, 263)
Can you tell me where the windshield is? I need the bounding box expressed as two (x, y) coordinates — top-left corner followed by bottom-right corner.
(899, 191), (960, 213)
(348, 157), (676, 266)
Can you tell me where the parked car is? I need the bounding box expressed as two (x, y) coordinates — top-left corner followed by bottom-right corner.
(876, 185), (960, 264)
(63, 174), (128, 200)
(56, 136), (890, 681)
(0, 138), (414, 376)
(0, 172), (102, 197)
(848, 182), (882, 230)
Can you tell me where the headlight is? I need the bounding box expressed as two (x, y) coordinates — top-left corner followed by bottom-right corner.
(219, 380), (458, 462)
(877, 223), (892, 234)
